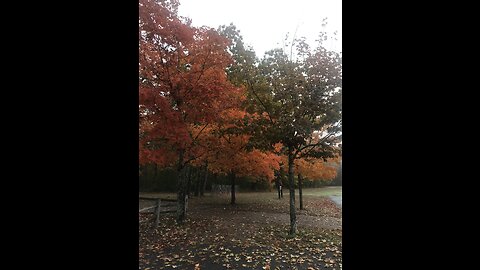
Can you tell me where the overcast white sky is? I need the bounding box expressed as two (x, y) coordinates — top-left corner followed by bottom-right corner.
(178, 0), (342, 57)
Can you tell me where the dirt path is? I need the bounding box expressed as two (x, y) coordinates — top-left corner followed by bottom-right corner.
(248, 211), (341, 230)
(328, 195), (342, 207)
(198, 207), (341, 230)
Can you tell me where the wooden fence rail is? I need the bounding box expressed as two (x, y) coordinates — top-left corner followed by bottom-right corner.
(139, 196), (188, 226)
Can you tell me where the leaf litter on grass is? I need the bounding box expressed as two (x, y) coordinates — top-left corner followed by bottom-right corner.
(139, 195), (342, 270)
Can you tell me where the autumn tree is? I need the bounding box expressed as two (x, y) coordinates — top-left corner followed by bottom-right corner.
(206, 109), (280, 204)
(217, 24), (273, 133)
(219, 24), (342, 234)
(248, 35), (342, 235)
(294, 157), (339, 210)
(216, 24), (284, 204)
(139, 0), (242, 224)
(184, 124), (219, 197)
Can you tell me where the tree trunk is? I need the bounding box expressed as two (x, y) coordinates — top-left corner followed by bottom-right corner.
(276, 179), (281, 199)
(280, 168), (284, 198)
(186, 166), (194, 196)
(153, 163), (158, 179)
(200, 163), (208, 196)
(288, 147), (297, 235)
(176, 150), (189, 224)
(230, 172), (236, 205)
(194, 168), (200, 197)
(298, 173), (304, 210)
(213, 173), (218, 184)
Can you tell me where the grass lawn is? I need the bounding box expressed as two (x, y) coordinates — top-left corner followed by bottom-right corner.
(139, 186), (342, 208)
(301, 186), (342, 197)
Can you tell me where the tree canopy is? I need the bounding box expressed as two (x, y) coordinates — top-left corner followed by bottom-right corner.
(139, 0), (342, 231)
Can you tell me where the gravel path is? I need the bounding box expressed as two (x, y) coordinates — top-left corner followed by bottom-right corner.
(329, 195), (342, 207)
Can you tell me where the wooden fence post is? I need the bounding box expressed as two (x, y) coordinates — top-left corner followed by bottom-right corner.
(185, 195), (188, 214)
(155, 198), (161, 226)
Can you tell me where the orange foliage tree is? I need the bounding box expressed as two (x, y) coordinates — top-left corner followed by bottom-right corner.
(205, 109), (281, 204)
(139, 0), (242, 223)
(275, 149), (339, 209)
(294, 157), (339, 209)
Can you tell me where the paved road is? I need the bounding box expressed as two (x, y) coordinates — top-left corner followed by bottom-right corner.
(329, 195), (342, 207)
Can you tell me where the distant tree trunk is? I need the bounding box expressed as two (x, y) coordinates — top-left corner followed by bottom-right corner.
(176, 150), (189, 224)
(288, 147), (297, 235)
(276, 179), (281, 199)
(200, 163), (208, 196)
(298, 173), (304, 210)
(153, 163), (158, 179)
(280, 177), (283, 198)
(333, 162), (342, 186)
(212, 173), (218, 187)
(279, 168), (284, 198)
(230, 171), (236, 205)
(194, 167), (201, 197)
(186, 166), (193, 196)
(194, 177), (200, 196)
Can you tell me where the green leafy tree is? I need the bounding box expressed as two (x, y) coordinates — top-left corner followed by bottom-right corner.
(254, 37), (342, 235)
(219, 23), (342, 235)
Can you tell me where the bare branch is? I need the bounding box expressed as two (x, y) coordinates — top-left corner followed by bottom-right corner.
(248, 80), (275, 125)
(193, 123), (209, 142)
